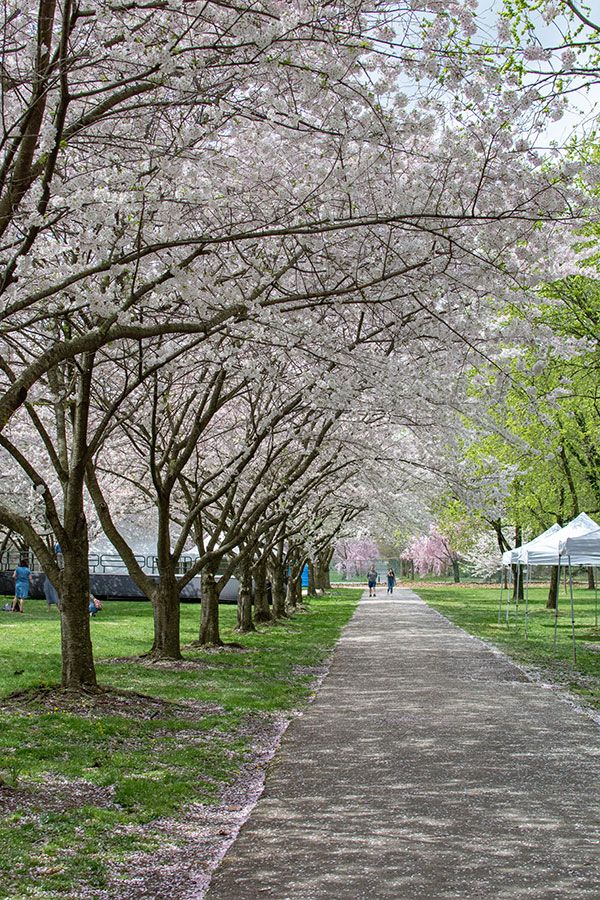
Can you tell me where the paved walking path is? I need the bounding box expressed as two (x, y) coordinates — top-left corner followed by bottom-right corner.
(207, 591), (600, 899)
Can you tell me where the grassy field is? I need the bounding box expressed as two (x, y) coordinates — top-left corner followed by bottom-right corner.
(414, 582), (600, 708)
(0, 590), (361, 898)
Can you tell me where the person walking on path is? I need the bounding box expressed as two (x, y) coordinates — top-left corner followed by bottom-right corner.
(386, 568), (396, 594)
(12, 558), (32, 613)
(367, 566), (378, 597)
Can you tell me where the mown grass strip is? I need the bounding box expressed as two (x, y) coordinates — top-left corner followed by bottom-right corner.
(0, 590), (361, 897)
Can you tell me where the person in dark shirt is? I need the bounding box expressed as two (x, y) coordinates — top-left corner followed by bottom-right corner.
(386, 568), (396, 595)
(367, 566), (377, 597)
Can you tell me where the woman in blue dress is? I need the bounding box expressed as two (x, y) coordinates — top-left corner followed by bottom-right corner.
(12, 559), (32, 612)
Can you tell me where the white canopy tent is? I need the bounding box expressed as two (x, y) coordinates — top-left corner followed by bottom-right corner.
(501, 513), (600, 661)
(501, 523), (561, 567)
(499, 524), (561, 632)
(524, 513), (600, 566)
(559, 527), (600, 563)
(559, 527), (600, 631)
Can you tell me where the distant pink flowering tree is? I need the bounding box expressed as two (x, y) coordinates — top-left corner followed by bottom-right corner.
(333, 537), (379, 579)
(403, 526), (461, 582)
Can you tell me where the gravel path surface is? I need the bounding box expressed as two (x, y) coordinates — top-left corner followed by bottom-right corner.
(206, 590), (600, 899)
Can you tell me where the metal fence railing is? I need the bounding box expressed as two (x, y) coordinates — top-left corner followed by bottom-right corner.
(0, 550), (196, 576)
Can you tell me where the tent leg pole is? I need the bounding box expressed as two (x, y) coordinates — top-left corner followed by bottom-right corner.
(515, 564), (520, 628)
(505, 566), (512, 627)
(553, 562), (560, 653)
(595, 569), (598, 629)
(568, 558), (576, 665)
(525, 565), (530, 640)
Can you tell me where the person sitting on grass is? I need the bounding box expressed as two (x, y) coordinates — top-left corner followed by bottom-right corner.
(88, 594), (102, 617)
(43, 574), (60, 611)
(12, 558), (32, 613)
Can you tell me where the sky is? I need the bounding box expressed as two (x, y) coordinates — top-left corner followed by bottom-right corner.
(479, 0), (600, 147)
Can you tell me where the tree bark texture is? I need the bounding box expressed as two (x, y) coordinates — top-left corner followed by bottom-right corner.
(253, 558), (271, 623)
(271, 563), (287, 618)
(512, 564), (524, 601)
(150, 501), (182, 658)
(451, 558), (460, 584)
(316, 549), (332, 590)
(151, 572), (183, 659)
(59, 535), (97, 690)
(237, 559), (255, 633)
(511, 526), (523, 601)
(200, 570), (222, 645)
(286, 572), (297, 610)
(307, 560), (317, 596)
(547, 566), (559, 609)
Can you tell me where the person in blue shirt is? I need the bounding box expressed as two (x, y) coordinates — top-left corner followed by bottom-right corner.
(88, 594), (102, 616)
(12, 559), (32, 612)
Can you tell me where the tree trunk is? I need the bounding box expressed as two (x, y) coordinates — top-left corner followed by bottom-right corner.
(59, 531), (97, 690)
(512, 525), (523, 600)
(325, 546), (334, 586)
(451, 558), (460, 583)
(307, 560), (317, 596)
(236, 559), (255, 633)
(200, 570), (223, 645)
(295, 575), (303, 605)
(316, 553), (331, 590)
(588, 566), (595, 590)
(253, 558), (271, 623)
(315, 559), (326, 589)
(150, 572), (182, 659)
(511, 565), (524, 601)
(148, 500), (183, 658)
(547, 566), (559, 610)
(271, 562), (287, 619)
(56, 354), (98, 691)
(286, 570), (297, 610)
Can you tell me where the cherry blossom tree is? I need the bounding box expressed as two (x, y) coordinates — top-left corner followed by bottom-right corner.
(334, 536), (380, 579)
(0, 0), (586, 432)
(403, 525), (462, 582)
(0, 0), (592, 690)
(462, 533), (503, 582)
(498, 0), (600, 101)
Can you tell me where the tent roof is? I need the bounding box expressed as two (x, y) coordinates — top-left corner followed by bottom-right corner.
(524, 513), (600, 566)
(559, 527), (600, 562)
(501, 523), (561, 567)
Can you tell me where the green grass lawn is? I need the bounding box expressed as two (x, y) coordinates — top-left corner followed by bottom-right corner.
(0, 591), (361, 898)
(414, 582), (600, 707)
